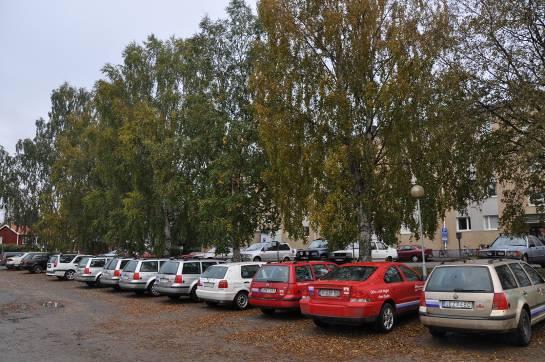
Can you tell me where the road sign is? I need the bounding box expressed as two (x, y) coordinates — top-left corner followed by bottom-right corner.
(441, 227), (448, 243)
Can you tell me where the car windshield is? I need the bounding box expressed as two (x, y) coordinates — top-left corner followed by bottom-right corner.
(308, 240), (327, 249)
(253, 265), (289, 283)
(123, 260), (139, 272)
(246, 243), (265, 251)
(159, 261), (179, 275)
(320, 266), (376, 281)
(78, 257), (90, 267)
(344, 243), (359, 251)
(490, 236), (527, 248)
(426, 266), (493, 292)
(105, 259), (118, 270)
(201, 265), (228, 279)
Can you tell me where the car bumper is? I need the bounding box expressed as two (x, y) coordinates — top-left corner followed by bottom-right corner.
(155, 285), (190, 296)
(300, 299), (381, 323)
(101, 277), (120, 286)
(75, 275), (97, 283)
(419, 312), (517, 332)
(119, 281), (147, 290)
(196, 289), (237, 302)
(46, 270), (66, 277)
(249, 297), (300, 310)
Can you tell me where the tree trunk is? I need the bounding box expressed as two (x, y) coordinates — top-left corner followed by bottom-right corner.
(163, 208), (172, 256)
(357, 201), (372, 261)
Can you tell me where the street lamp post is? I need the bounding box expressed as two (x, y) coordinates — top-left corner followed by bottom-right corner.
(410, 185), (427, 279)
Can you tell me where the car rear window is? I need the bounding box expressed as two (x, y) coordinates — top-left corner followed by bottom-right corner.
(495, 264), (518, 290)
(426, 266), (493, 292)
(78, 257), (90, 267)
(254, 265), (289, 283)
(124, 260), (138, 272)
(295, 266), (313, 282)
(202, 265), (228, 279)
(159, 261), (180, 275)
(140, 261), (158, 272)
(312, 264), (330, 279)
(59, 255), (76, 263)
(106, 259), (118, 270)
(90, 259), (106, 268)
(241, 264), (260, 279)
(320, 266), (376, 281)
(509, 263), (532, 287)
(182, 262), (200, 274)
(120, 259), (131, 269)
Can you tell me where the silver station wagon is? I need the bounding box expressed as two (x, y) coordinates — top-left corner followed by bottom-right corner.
(155, 259), (223, 300)
(420, 259), (545, 346)
(101, 258), (133, 289)
(74, 256), (112, 287)
(119, 259), (168, 296)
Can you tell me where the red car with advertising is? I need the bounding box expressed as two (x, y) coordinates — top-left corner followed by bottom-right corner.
(249, 261), (337, 315)
(299, 262), (424, 332)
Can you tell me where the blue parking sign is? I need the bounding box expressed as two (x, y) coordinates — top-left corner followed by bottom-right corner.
(441, 227), (448, 243)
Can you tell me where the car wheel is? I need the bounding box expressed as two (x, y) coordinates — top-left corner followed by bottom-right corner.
(522, 254), (529, 263)
(148, 281), (161, 297)
(33, 265), (43, 273)
(189, 286), (199, 302)
(282, 256), (291, 262)
(260, 308), (275, 315)
(234, 291), (249, 310)
(95, 275), (102, 288)
(205, 300), (218, 306)
(513, 308), (532, 346)
(253, 256), (261, 262)
(313, 318), (330, 328)
(411, 255), (419, 262)
(64, 270), (76, 280)
(386, 256), (393, 262)
(375, 303), (395, 333)
(429, 328), (447, 338)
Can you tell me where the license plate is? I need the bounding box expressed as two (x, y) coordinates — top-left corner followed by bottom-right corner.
(261, 288), (276, 293)
(319, 289), (340, 297)
(442, 300), (473, 309)
(336, 258), (344, 262)
(204, 282), (215, 288)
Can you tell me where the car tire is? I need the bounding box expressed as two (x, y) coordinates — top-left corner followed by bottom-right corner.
(283, 257), (291, 262)
(386, 256), (393, 262)
(234, 291), (249, 310)
(253, 256), (261, 262)
(64, 270), (76, 280)
(411, 255), (419, 262)
(375, 303), (396, 333)
(189, 286), (199, 302)
(33, 265), (43, 274)
(313, 318), (330, 328)
(429, 328), (447, 338)
(148, 281), (161, 297)
(513, 308), (532, 346)
(205, 300), (218, 306)
(260, 308), (275, 315)
(95, 275), (102, 288)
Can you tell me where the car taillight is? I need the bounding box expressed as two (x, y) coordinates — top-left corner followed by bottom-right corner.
(218, 280), (228, 288)
(492, 292), (509, 310)
(350, 288), (371, 303)
(174, 274), (183, 284)
(84, 267), (90, 274)
(133, 272), (140, 280)
(114, 269), (121, 277)
(419, 293), (426, 307)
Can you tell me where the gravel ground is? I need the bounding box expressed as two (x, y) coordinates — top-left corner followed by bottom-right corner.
(1, 268), (545, 362)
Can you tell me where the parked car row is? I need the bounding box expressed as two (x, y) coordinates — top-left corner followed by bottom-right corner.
(5, 247), (545, 347)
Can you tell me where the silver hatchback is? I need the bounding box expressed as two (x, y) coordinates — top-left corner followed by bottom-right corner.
(119, 259), (168, 296)
(101, 258), (134, 289)
(420, 259), (545, 346)
(155, 259), (223, 300)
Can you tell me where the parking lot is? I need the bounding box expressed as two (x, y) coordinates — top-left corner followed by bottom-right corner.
(1, 268), (545, 362)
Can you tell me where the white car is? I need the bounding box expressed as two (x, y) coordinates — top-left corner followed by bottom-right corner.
(194, 247), (234, 260)
(5, 252), (30, 270)
(196, 262), (264, 309)
(330, 240), (398, 263)
(46, 254), (91, 280)
(240, 242), (295, 262)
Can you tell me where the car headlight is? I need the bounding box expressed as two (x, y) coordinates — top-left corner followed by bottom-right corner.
(506, 251), (521, 258)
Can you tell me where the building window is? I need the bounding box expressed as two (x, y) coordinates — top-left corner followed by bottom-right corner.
(483, 215), (499, 230)
(488, 182), (497, 197)
(529, 193), (545, 207)
(457, 217), (472, 231)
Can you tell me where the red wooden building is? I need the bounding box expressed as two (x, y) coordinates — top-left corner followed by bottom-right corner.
(0, 225), (30, 245)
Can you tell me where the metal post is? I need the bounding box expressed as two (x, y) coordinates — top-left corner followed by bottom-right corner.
(416, 199), (427, 278)
(456, 232), (462, 259)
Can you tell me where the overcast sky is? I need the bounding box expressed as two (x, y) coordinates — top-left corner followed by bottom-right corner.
(0, 0), (252, 154)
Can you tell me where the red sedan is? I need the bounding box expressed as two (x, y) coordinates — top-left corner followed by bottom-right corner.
(249, 261), (337, 315)
(299, 262), (423, 332)
(396, 245), (432, 262)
